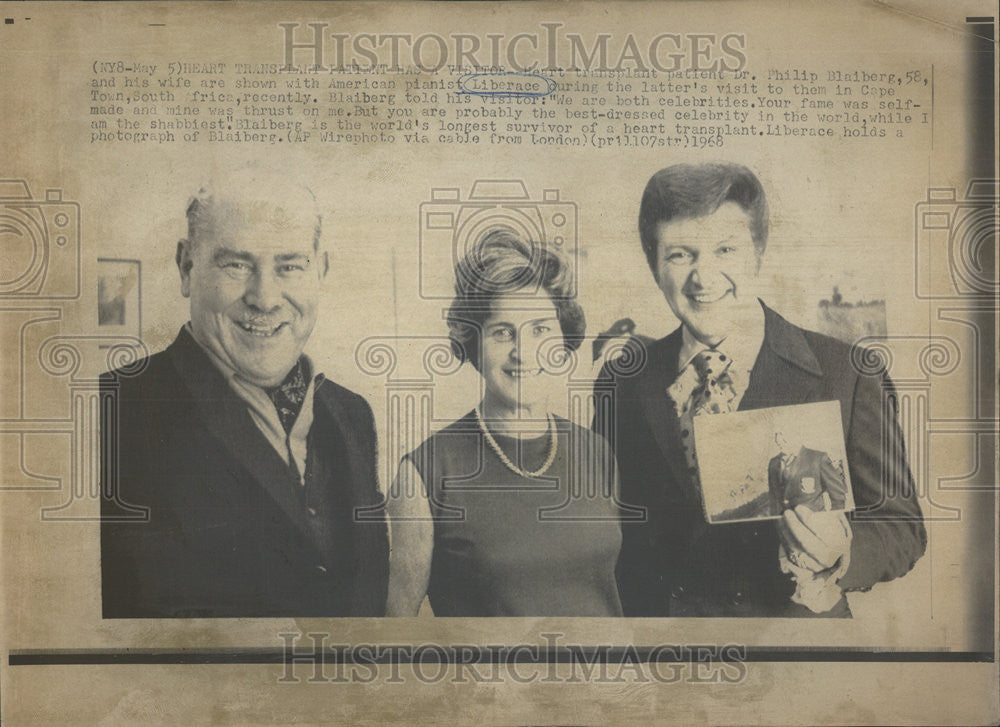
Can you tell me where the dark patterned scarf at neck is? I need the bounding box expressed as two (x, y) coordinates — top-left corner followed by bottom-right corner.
(265, 358), (310, 435)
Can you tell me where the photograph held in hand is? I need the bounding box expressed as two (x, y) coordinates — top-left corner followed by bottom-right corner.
(693, 400), (854, 524)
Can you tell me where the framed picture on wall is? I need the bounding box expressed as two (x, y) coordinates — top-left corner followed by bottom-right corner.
(97, 258), (141, 340)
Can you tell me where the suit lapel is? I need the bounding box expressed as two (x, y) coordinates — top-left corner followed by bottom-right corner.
(739, 304), (824, 412)
(166, 328), (317, 548)
(638, 331), (698, 504)
(796, 448), (819, 481)
(313, 382), (388, 615)
(312, 383), (366, 510)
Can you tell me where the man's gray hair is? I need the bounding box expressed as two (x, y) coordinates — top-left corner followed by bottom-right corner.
(184, 168), (323, 250)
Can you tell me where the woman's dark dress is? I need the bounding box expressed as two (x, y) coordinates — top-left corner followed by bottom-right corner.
(406, 411), (623, 617)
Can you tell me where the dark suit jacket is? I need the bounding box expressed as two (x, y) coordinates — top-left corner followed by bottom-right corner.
(767, 447), (847, 515)
(101, 327), (389, 618)
(594, 303), (926, 617)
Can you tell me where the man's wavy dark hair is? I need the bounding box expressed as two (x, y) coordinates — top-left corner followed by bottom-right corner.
(638, 162), (769, 277)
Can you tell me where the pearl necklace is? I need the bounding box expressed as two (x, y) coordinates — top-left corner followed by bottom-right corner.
(474, 406), (557, 478)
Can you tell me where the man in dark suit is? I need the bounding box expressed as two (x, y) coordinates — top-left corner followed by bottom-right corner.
(767, 431), (848, 516)
(101, 172), (389, 617)
(595, 162), (926, 617)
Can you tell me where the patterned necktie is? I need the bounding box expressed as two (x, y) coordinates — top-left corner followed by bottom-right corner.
(676, 349), (738, 478)
(690, 350), (738, 415)
(266, 358), (309, 435)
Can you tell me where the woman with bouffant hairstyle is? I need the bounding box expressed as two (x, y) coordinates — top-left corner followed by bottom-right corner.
(385, 228), (623, 617)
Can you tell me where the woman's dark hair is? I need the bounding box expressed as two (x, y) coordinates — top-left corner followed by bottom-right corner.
(447, 227), (585, 369)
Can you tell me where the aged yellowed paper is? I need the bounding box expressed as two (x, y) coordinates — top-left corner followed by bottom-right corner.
(1, 1), (997, 724)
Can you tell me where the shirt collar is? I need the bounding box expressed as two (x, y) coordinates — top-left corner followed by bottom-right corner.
(676, 300), (766, 374)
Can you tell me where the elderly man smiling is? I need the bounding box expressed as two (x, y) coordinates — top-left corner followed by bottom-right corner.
(101, 171), (388, 618)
